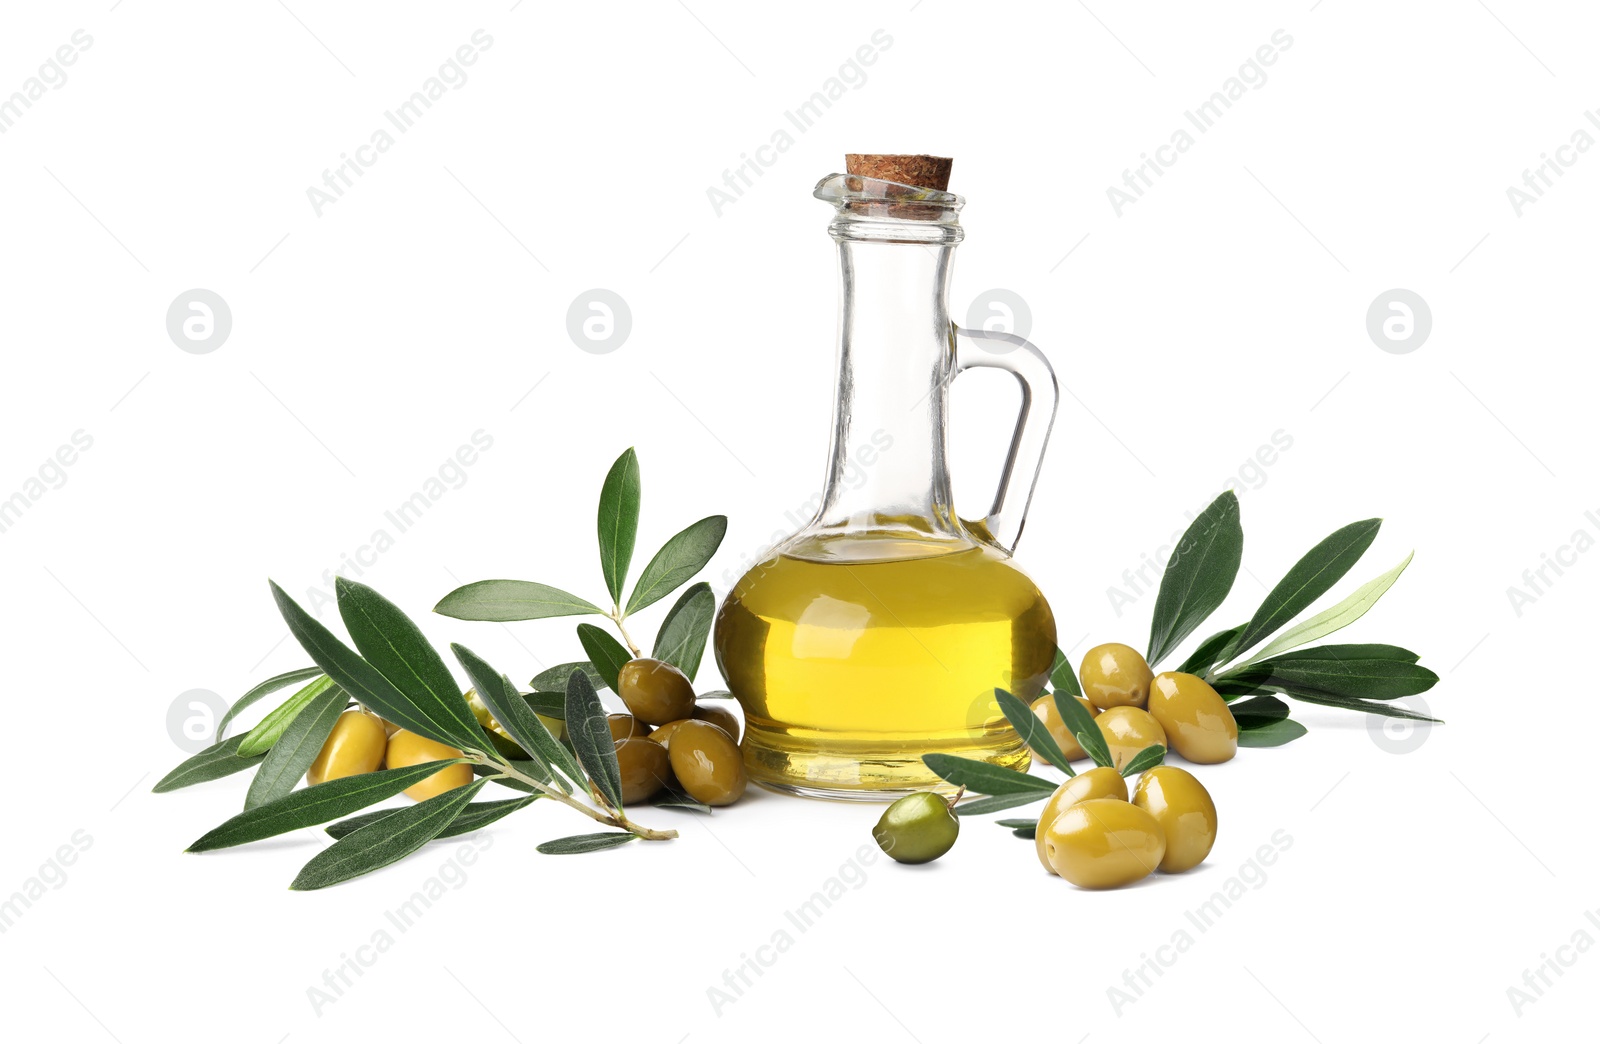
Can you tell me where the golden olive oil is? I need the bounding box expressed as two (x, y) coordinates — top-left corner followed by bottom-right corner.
(714, 534), (1056, 797)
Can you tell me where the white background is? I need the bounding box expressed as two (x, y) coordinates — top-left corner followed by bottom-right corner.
(1, 1), (1593, 1040)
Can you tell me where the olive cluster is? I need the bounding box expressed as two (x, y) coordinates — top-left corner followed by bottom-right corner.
(305, 710), (475, 801)
(1036, 765), (1216, 888)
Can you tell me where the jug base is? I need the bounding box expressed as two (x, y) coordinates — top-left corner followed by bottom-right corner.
(740, 722), (1032, 802)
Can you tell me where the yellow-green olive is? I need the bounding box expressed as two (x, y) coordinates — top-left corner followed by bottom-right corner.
(385, 730), (474, 801)
(1148, 672), (1237, 764)
(1133, 766), (1217, 873)
(1028, 694), (1099, 762)
(1079, 643), (1155, 710)
(647, 718), (690, 748)
(607, 713), (652, 742)
(693, 702), (741, 743)
(1043, 798), (1166, 889)
(615, 737), (674, 805)
(667, 720), (747, 806)
(535, 713), (566, 743)
(307, 710), (387, 786)
(1034, 766), (1128, 872)
(1096, 706), (1167, 769)
(872, 792), (959, 864)
(616, 658), (696, 726)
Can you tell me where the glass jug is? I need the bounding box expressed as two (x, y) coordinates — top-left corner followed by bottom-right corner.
(714, 161), (1059, 798)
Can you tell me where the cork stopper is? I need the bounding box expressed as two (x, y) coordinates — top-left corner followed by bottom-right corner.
(845, 154), (953, 191)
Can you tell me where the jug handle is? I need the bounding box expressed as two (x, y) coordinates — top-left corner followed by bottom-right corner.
(951, 325), (1059, 554)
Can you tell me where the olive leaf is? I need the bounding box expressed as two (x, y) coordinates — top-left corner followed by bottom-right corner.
(565, 669), (623, 810)
(523, 690), (567, 720)
(153, 736), (265, 793)
(538, 831), (639, 855)
(625, 515), (727, 615)
(1232, 655), (1438, 701)
(652, 582), (716, 681)
(994, 688), (1075, 776)
(996, 818), (1038, 839)
(1236, 718), (1308, 747)
(1276, 691), (1441, 722)
(1240, 552), (1414, 665)
(1177, 625), (1244, 677)
(1146, 491), (1243, 666)
(1119, 744), (1166, 777)
(216, 666), (325, 740)
(1229, 518), (1382, 659)
(326, 796), (537, 841)
(922, 753), (1057, 797)
(291, 780), (489, 890)
(1230, 694), (1290, 730)
(1049, 647), (1082, 698)
(531, 662), (604, 696)
(236, 674), (338, 758)
(598, 448), (642, 606)
(651, 790), (712, 813)
(336, 577), (485, 752)
(452, 642), (582, 795)
(433, 579), (604, 622)
(1054, 691), (1111, 769)
(244, 681), (349, 810)
(576, 623), (631, 694)
(187, 759), (467, 852)
(953, 792), (1049, 817)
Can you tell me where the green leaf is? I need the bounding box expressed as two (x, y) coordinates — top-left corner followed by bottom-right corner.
(1119, 744), (1166, 777)
(995, 688), (1074, 776)
(1231, 518), (1382, 658)
(651, 790), (712, 813)
(538, 831), (639, 855)
(336, 577), (485, 752)
(235, 674), (337, 758)
(697, 689), (734, 700)
(1267, 643), (1421, 663)
(217, 666), (325, 740)
(1054, 691), (1111, 769)
(996, 818), (1038, 839)
(598, 448), (642, 605)
(953, 792), (1050, 816)
(566, 669), (623, 809)
(452, 643), (581, 794)
(652, 582), (716, 681)
(244, 682), (349, 809)
(625, 516), (728, 615)
(530, 662), (604, 696)
(1231, 695), (1290, 730)
(433, 580), (604, 622)
(1222, 655), (1438, 701)
(1176, 625), (1245, 677)
(1049, 647), (1082, 698)
(1280, 690), (1442, 722)
(523, 691), (567, 719)
(186, 760), (466, 852)
(291, 780), (488, 890)
(1242, 552), (1414, 665)
(271, 581), (465, 750)
(922, 753), (1057, 796)
(1146, 491), (1244, 666)
(152, 736), (265, 793)
(576, 623), (631, 694)
(326, 796), (537, 840)
(1236, 718), (1309, 747)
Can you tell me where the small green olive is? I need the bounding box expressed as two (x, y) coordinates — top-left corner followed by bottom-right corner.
(1148, 672), (1238, 764)
(1028, 694), (1099, 762)
(614, 737), (674, 805)
(667, 720), (747, 806)
(1034, 766), (1128, 872)
(1132, 766), (1217, 873)
(1043, 798), (1166, 889)
(307, 710), (387, 786)
(1079, 642), (1154, 710)
(692, 702), (741, 743)
(617, 658), (696, 726)
(1095, 706), (1167, 769)
(872, 792), (960, 864)
(607, 713), (652, 743)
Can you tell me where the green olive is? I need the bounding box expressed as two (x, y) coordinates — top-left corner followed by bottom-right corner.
(1096, 706), (1166, 769)
(617, 658), (696, 726)
(307, 710), (387, 786)
(1034, 766), (1128, 872)
(615, 737), (674, 805)
(607, 713), (652, 743)
(385, 730), (474, 801)
(647, 718), (689, 748)
(692, 702), (741, 743)
(872, 792), (959, 864)
(667, 720), (747, 806)
(1132, 766), (1217, 873)
(1028, 694), (1098, 762)
(1148, 672), (1238, 764)
(1079, 642), (1154, 710)
(1042, 798), (1166, 889)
